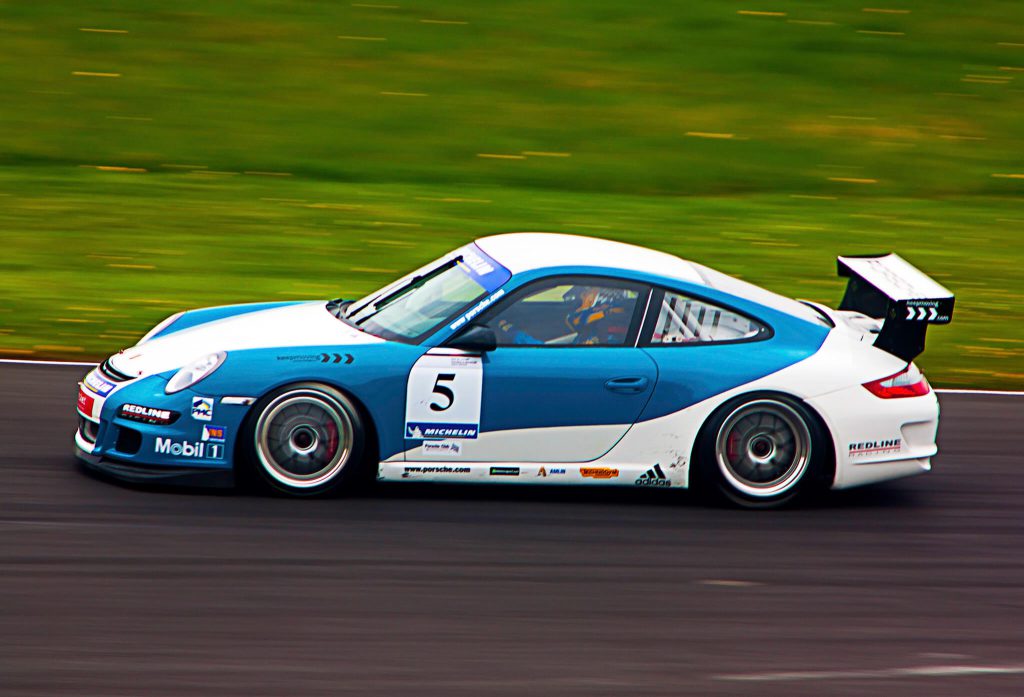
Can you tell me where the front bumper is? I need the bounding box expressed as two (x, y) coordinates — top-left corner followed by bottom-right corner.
(75, 367), (250, 489)
(76, 445), (234, 488)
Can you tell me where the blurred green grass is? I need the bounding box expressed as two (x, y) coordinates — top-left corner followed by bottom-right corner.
(0, 0), (1021, 386)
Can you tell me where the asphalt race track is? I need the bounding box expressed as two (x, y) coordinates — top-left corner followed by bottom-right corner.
(2, 363), (1023, 696)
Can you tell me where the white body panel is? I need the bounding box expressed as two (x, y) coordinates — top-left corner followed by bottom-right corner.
(838, 254), (953, 302)
(110, 302), (381, 377)
(381, 461), (678, 488)
(476, 233), (706, 282)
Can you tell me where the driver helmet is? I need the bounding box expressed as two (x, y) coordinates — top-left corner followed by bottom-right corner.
(565, 286), (633, 344)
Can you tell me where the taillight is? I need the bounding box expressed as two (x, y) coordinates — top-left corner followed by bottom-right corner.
(863, 364), (931, 398)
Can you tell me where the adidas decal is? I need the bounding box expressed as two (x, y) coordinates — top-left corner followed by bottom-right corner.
(635, 463), (670, 488)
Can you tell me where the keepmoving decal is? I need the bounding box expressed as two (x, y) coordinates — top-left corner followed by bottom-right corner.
(580, 467), (619, 479)
(489, 466), (520, 476)
(276, 352), (353, 364)
(155, 437), (224, 460)
(849, 439), (902, 457)
(635, 464), (670, 487)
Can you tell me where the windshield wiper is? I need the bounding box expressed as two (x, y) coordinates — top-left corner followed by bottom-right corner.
(326, 298), (356, 325)
(351, 256), (462, 326)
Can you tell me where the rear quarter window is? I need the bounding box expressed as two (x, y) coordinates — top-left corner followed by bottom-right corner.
(648, 291), (769, 344)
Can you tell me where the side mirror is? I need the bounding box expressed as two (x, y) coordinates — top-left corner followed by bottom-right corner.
(448, 324), (497, 352)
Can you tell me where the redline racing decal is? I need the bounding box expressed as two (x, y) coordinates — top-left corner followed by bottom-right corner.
(849, 439), (902, 457)
(580, 467), (619, 479)
(120, 403), (178, 425)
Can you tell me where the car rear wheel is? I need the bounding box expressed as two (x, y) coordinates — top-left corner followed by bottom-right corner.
(698, 396), (826, 508)
(247, 383), (365, 496)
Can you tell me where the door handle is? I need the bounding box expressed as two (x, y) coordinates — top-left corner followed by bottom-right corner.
(604, 376), (650, 394)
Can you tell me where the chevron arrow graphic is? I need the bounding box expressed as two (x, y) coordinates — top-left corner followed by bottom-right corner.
(928, 307), (938, 320)
(318, 352), (353, 364)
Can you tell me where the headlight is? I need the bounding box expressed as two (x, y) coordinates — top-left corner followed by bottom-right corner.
(165, 351), (226, 394)
(138, 311), (184, 345)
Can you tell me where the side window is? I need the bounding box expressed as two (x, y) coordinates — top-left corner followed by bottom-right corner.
(650, 291), (766, 344)
(488, 281), (643, 346)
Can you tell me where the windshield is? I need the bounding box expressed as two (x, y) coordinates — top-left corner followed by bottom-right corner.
(346, 243), (511, 342)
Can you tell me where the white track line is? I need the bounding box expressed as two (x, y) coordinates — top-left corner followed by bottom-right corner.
(715, 663), (1024, 682)
(1, 357), (1023, 396)
(0, 356), (96, 366)
(934, 388), (1024, 396)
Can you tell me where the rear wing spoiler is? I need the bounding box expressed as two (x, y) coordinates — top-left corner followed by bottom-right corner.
(837, 253), (954, 362)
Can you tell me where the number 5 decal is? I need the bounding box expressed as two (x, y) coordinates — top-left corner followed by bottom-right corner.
(406, 355), (483, 440)
(430, 373), (456, 411)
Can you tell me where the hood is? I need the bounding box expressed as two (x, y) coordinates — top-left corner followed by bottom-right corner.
(110, 301), (383, 377)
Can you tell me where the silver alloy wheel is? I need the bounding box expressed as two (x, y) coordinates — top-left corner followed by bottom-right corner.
(253, 389), (354, 490)
(714, 399), (812, 499)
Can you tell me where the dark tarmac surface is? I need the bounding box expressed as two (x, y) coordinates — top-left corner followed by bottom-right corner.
(2, 363), (1023, 696)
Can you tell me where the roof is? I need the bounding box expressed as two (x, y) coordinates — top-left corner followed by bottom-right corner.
(474, 232), (705, 284)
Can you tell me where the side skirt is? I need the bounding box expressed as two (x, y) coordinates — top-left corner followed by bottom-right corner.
(377, 461), (683, 488)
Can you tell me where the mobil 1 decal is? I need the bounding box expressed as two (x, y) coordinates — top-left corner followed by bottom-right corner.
(405, 354), (482, 440)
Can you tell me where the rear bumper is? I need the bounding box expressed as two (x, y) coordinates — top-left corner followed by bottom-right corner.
(807, 383), (940, 490)
(76, 445), (234, 488)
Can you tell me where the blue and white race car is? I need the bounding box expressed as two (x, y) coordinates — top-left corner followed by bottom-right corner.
(75, 233), (954, 507)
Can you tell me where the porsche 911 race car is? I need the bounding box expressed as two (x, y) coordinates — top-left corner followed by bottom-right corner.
(74, 233), (954, 507)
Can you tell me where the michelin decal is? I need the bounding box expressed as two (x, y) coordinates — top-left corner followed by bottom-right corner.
(405, 354), (483, 440)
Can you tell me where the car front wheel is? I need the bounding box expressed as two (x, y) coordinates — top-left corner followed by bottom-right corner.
(247, 383), (365, 496)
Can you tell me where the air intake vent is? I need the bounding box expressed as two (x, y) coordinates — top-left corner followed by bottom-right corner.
(115, 426), (142, 455)
(99, 358), (135, 382)
(79, 417), (99, 444)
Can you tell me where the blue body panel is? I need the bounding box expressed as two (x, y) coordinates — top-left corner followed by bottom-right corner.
(93, 374), (246, 472)
(196, 342), (426, 463)
(477, 347), (657, 431)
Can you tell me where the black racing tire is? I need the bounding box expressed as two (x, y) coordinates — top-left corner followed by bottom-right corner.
(242, 382), (366, 497)
(695, 394), (829, 509)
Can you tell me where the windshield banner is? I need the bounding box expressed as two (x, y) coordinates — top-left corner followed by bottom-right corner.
(456, 244), (511, 293)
